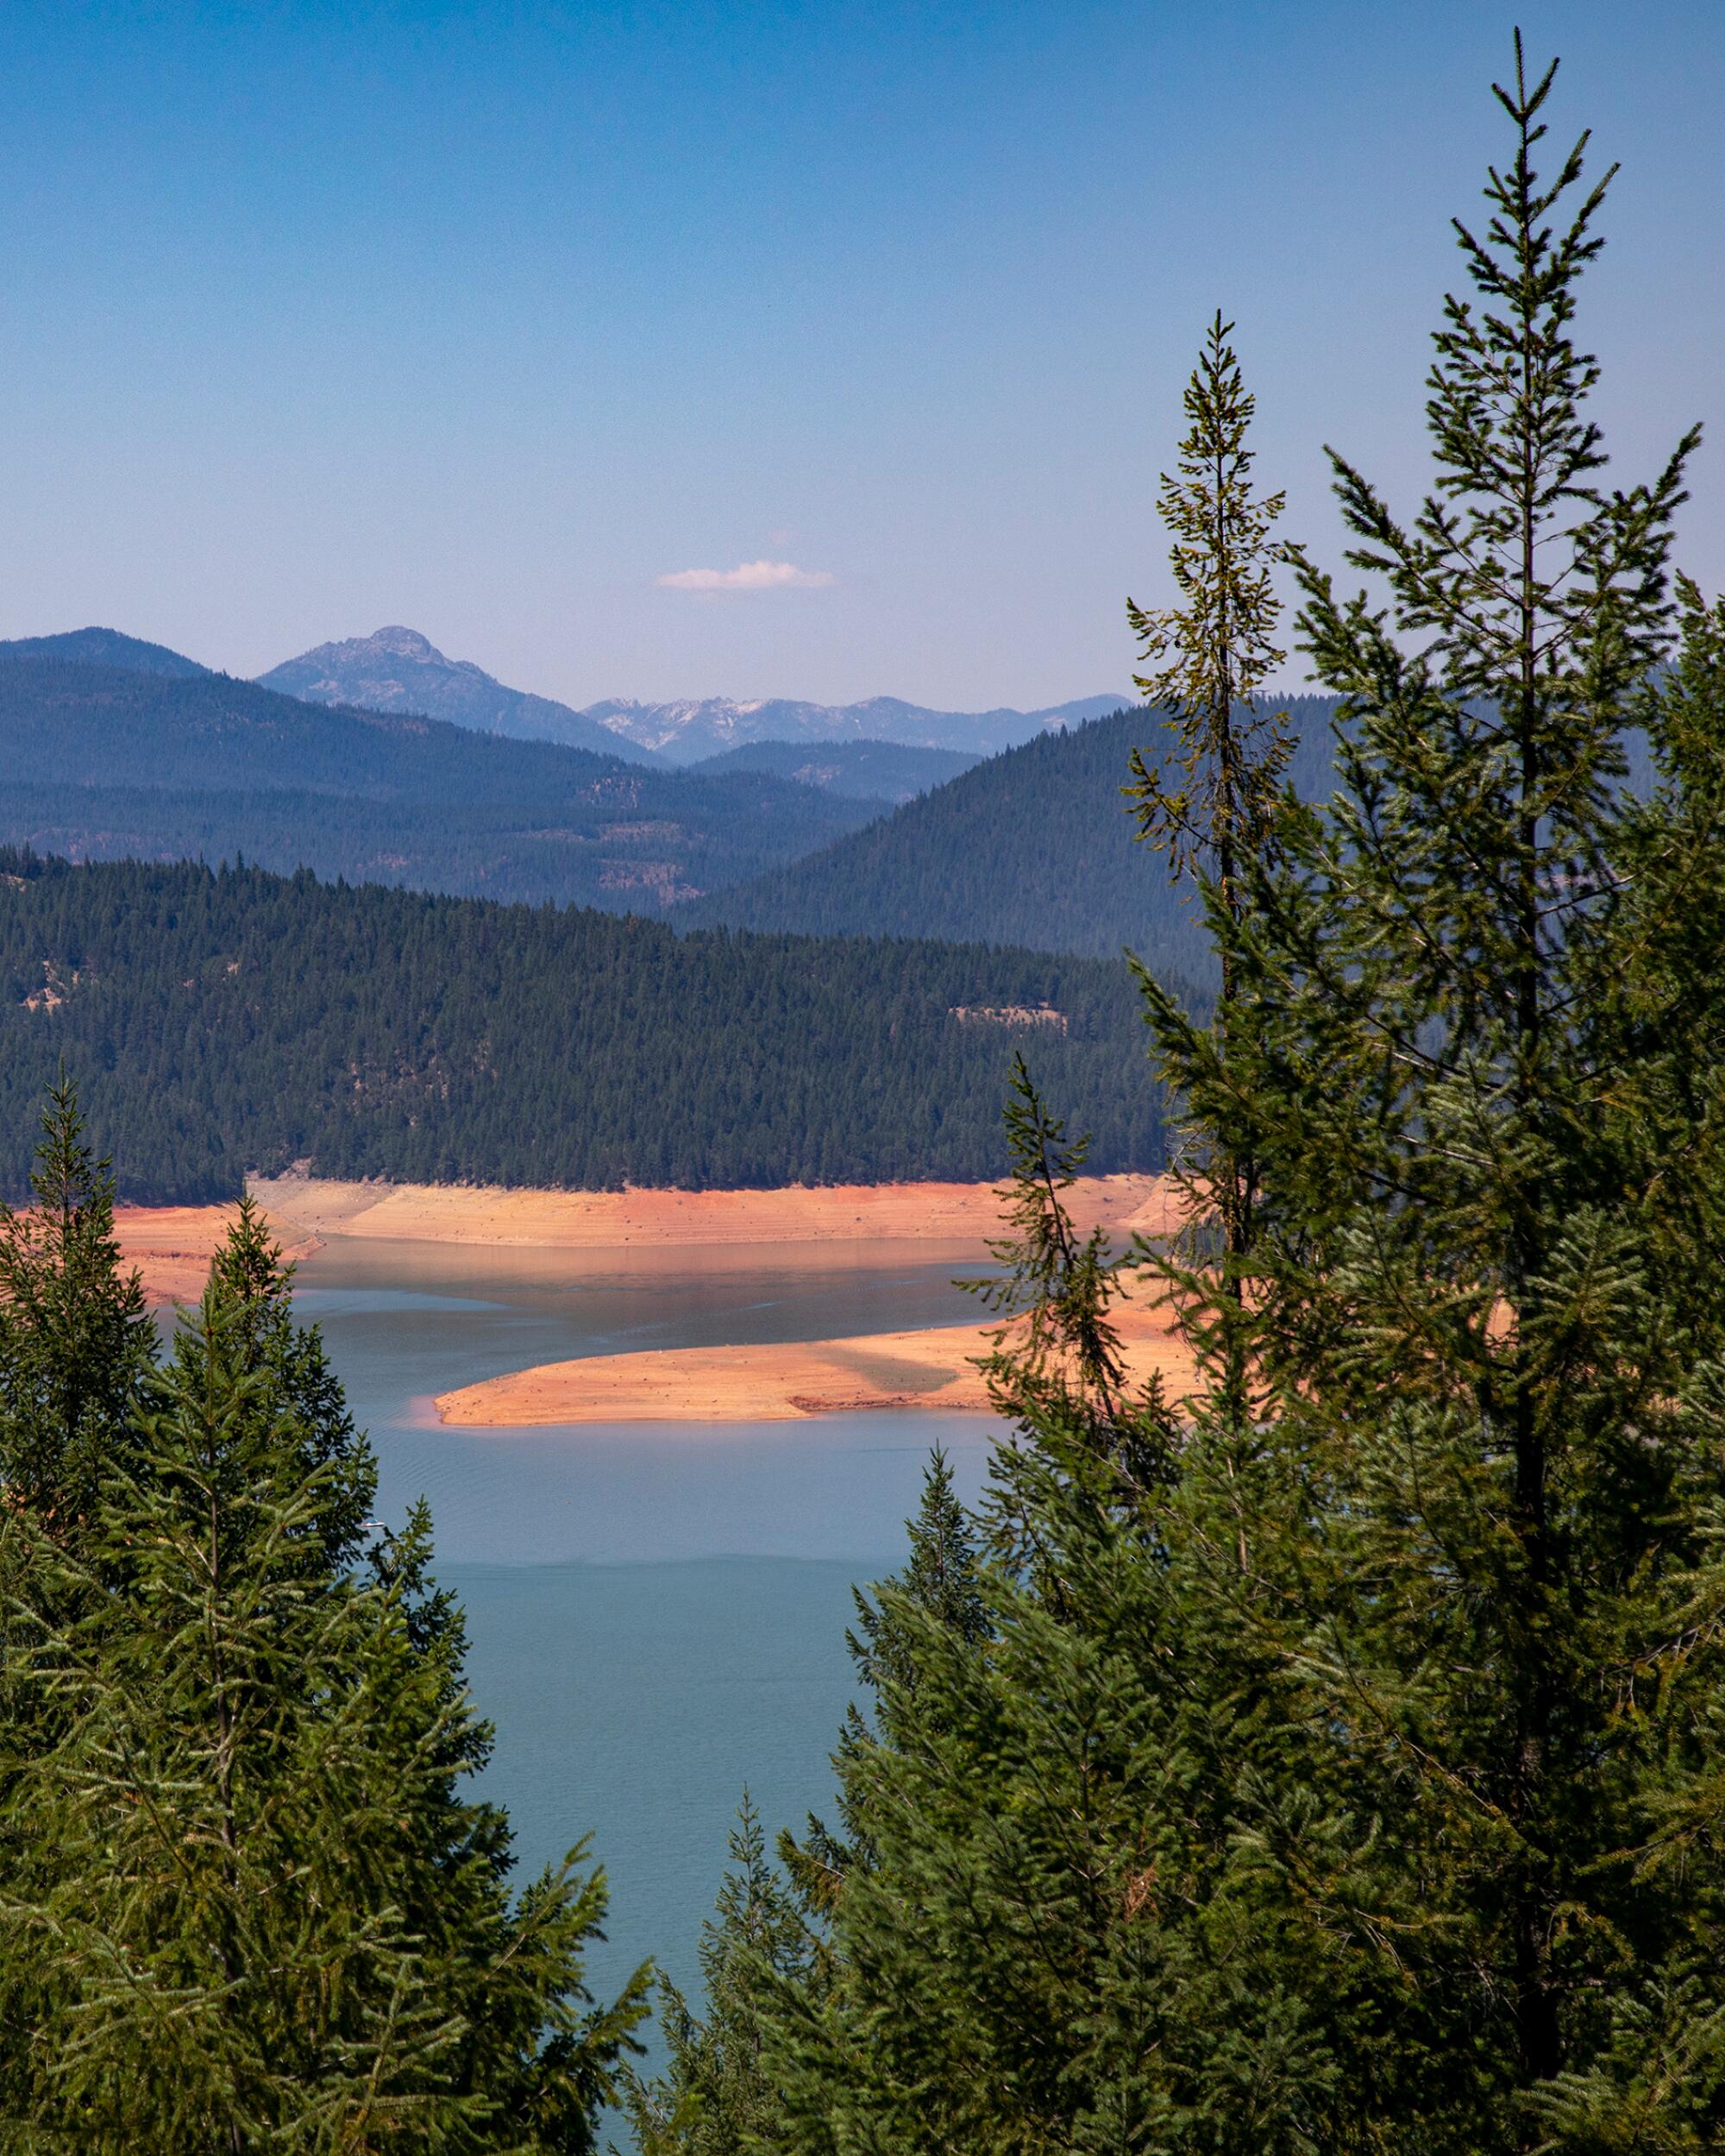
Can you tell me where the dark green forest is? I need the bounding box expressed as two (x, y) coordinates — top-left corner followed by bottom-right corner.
(0, 655), (876, 912)
(677, 696), (1345, 966)
(0, 851), (1170, 1202)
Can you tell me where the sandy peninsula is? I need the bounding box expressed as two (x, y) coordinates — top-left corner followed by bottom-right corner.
(248, 1171), (1176, 1254)
(436, 1295), (1195, 1427)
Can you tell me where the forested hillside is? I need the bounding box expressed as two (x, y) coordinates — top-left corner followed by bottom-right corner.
(679, 698), (1344, 965)
(0, 652), (654, 798)
(0, 654), (876, 910)
(0, 852), (1170, 1202)
(0, 625), (210, 676)
(689, 737), (979, 801)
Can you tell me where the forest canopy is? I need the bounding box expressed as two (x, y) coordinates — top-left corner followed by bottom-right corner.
(0, 851), (1171, 1202)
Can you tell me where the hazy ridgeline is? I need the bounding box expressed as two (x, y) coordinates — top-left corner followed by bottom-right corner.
(680, 696), (1347, 965)
(680, 696), (1656, 965)
(0, 778), (872, 913)
(0, 652), (878, 914)
(685, 734), (982, 801)
(0, 851), (1172, 1203)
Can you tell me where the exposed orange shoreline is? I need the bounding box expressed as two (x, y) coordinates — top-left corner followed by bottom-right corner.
(113, 1172), (1177, 1304)
(435, 1298), (1195, 1428)
(114, 1205), (318, 1306)
(244, 1172), (1176, 1252)
(112, 1174), (1190, 1423)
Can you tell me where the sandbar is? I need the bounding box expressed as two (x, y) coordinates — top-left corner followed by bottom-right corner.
(436, 1297), (1195, 1427)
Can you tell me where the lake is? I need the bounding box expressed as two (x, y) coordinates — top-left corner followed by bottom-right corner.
(291, 1233), (1000, 2030)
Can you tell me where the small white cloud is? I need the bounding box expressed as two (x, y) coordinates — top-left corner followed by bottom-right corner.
(655, 559), (836, 594)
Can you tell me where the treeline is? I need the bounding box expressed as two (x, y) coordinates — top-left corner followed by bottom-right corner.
(0, 776), (869, 913)
(0, 852), (1170, 1202)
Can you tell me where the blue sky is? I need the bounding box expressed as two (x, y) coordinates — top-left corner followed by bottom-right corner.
(0, 1), (1719, 707)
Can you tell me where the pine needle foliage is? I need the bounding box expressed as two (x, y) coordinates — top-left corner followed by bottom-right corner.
(963, 1053), (1132, 1443)
(1125, 312), (1293, 905)
(1124, 318), (1294, 1390)
(1130, 34), (1725, 2150)
(758, 1364), (1322, 2154)
(0, 1098), (649, 2152)
(623, 1795), (819, 2156)
(0, 1078), (153, 1540)
(688, 39), (1725, 2156)
(630, 1455), (995, 2156)
(782, 1445), (994, 1915)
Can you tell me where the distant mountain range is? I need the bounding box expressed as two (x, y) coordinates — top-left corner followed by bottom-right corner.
(3, 623), (1301, 955)
(254, 625), (662, 764)
(0, 634), (875, 911)
(583, 691), (1132, 763)
(254, 624), (1127, 764)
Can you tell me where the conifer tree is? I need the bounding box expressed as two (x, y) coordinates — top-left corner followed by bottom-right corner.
(1126, 313), (1292, 1347)
(781, 1445), (993, 1915)
(633, 1455), (995, 2156)
(1134, 33), (1725, 2147)
(1125, 313), (1291, 911)
(0, 1077), (154, 1538)
(624, 1796), (818, 2156)
(964, 1053), (1132, 1444)
(757, 1178), (1324, 2152)
(741, 39), (1725, 2156)
(208, 1193), (373, 1568)
(0, 1196), (649, 2150)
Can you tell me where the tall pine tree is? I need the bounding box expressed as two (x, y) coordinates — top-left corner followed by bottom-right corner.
(632, 1453), (995, 2156)
(0, 1078), (154, 1539)
(1136, 32), (1725, 2148)
(717, 39), (1725, 2156)
(0, 1115), (649, 2151)
(1126, 312), (1292, 1385)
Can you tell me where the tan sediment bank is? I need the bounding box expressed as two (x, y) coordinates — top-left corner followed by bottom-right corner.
(436, 1298), (1195, 1428)
(114, 1205), (320, 1306)
(248, 1172), (1176, 1254)
(116, 1171), (1178, 1310)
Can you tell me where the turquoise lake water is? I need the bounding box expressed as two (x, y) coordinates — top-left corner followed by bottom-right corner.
(290, 1235), (999, 2027)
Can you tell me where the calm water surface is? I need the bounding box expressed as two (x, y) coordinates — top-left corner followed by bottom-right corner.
(292, 1235), (999, 2020)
